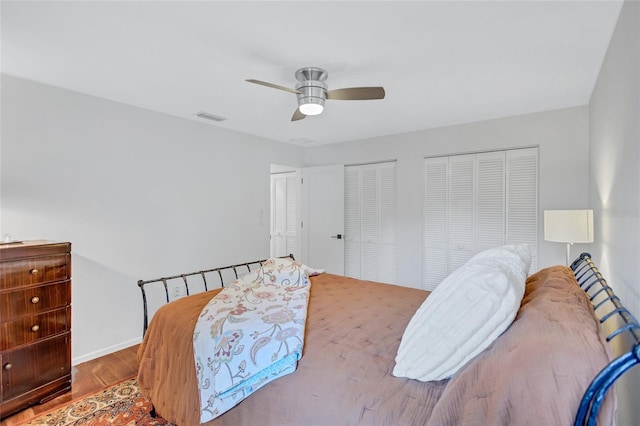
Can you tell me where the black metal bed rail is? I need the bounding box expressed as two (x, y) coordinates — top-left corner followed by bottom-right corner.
(138, 254), (294, 335)
(570, 252), (640, 426)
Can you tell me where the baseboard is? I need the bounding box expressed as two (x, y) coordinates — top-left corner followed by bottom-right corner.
(72, 337), (143, 366)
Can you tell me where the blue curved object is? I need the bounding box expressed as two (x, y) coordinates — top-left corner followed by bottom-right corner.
(571, 253), (640, 426)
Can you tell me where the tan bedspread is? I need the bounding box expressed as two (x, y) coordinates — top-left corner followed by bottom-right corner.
(137, 267), (614, 426)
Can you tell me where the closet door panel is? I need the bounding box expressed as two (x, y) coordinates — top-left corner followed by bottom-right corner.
(344, 168), (361, 279)
(360, 168), (379, 247)
(377, 243), (397, 284)
(378, 165), (397, 246)
(448, 154), (475, 271)
(360, 168), (379, 277)
(344, 162), (397, 284)
(378, 164), (397, 284)
(423, 157), (449, 290)
(506, 148), (538, 273)
(360, 242), (379, 281)
(476, 151), (506, 252)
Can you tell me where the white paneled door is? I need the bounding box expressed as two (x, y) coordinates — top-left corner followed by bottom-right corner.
(270, 172), (298, 259)
(301, 165), (345, 275)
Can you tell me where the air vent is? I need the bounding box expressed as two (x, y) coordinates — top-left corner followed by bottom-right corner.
(195, 111), (226, 122)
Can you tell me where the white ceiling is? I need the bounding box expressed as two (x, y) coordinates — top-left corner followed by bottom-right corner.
(1, 1), (623, 146)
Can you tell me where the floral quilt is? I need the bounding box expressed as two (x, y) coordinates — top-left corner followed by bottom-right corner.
(192, 258), (311, 423)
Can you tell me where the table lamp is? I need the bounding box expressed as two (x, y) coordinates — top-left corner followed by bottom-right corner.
(544, 209), (594, 265)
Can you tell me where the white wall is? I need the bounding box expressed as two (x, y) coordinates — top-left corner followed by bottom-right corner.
(589, 0), (640, 325)
(0, 75), (304, 363)
(304, 106), (591, 288)
(588, 1), (640, 424)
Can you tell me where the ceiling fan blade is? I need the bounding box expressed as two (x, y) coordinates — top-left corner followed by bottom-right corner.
(291, 108), (306, 122)
(326, 87), (385, 100)
(245, 79), (301, 95)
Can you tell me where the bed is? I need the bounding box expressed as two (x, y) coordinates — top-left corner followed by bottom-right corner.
(136, 251), (639, 426)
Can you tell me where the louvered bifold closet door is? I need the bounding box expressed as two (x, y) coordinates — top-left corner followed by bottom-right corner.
(344, 162), (397, 284)
(377, 163), (397, 284)
(423, 148), (537, 290)
(360, 167), (379, 281)
(476, 151), (506, 252)
(448, 154), (476, 272)
(344, 168), (361, 279)
(423, 157), (449, 290)
(506, 147), (538, 273)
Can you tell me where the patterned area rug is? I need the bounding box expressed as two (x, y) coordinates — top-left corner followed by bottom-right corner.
(22, 377), (173, 426)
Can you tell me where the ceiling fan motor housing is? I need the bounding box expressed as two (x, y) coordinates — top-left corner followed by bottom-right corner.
(295, 67), (328, 114)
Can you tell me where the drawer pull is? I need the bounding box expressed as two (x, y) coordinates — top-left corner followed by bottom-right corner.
(3, 363), (12, 371)
(31, 296), (40, 304)
(29, 268), (39, 275)
(31, 324), (40, 332)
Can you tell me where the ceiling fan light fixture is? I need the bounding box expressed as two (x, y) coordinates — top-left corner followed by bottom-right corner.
(296, 78), (327, 116)
(299, 101), (324, 116)
(246, 66), (385, 121)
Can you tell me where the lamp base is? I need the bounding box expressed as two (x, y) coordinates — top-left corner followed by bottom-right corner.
(565, 242), (573, 266)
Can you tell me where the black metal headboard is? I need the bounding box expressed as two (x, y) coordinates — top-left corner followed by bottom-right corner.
(571, 253), (640, 426)
(137, 254), (294, 335)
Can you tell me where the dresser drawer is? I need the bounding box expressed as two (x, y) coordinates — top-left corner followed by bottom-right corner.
(0, 281), (71, 322)
(0, 307), (70, 351)
(1, 333), (71, 402)
(0, 254), (70, 291)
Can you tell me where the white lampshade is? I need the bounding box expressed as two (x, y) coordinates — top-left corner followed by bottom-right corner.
(544, 209), (594, 265)
(544, 209), (594, 243)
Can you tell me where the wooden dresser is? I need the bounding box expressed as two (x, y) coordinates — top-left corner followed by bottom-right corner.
(0, 240), (72, 419)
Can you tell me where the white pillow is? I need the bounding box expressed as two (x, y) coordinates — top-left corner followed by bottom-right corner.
(302, 264), (326, 276)
(471, 244), (532, 276)
(393, 244), (530, 381)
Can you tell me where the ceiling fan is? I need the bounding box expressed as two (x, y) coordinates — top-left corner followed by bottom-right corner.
(246, 67), (385, 121)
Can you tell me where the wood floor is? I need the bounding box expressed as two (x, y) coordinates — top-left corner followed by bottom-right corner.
(0, 345), (139, 426)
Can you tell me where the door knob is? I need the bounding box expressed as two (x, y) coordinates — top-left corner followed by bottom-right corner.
(331, 234), (343, 239)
